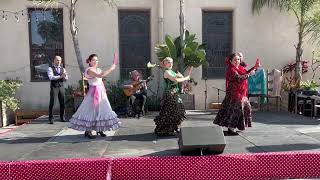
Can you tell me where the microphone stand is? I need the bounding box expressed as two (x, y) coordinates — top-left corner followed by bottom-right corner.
(204, 77), (208, 110)
(204, 66), (208, 110)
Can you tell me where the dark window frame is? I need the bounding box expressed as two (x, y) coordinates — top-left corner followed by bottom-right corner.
(118, 9), (151, 80)
(28, 8), (65, 82)
(202, 10), (233, 79)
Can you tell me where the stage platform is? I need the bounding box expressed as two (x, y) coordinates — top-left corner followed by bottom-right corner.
(1, 111), (320, 179)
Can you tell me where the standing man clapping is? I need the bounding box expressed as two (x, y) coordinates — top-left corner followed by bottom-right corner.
(47, 56), (68, 124)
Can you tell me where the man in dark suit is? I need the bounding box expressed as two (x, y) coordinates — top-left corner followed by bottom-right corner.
(47, 56), (68, 124)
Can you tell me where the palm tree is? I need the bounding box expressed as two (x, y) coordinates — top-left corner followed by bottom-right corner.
(252, 0), (320, 87)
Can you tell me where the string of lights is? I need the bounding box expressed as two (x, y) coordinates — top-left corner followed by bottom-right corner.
(0, 2), (81, 74)
(0, 0), (63, 23)
(0, 1), (117, 75)
(0, 9), (63, 23)
(0, 9), (28, 23)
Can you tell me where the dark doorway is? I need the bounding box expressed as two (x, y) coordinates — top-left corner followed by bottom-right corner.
(118, 10), (151, 79)
(202, 11), (233, 79)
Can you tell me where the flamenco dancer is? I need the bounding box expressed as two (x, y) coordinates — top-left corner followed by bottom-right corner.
(154, 57), (190, 136)
(69, 54), (121, 139)
(214, 53), (260, 135)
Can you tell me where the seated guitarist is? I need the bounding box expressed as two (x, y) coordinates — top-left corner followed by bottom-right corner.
(122, 70), (147, 116)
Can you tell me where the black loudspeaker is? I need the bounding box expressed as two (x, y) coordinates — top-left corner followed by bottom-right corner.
(178, 126), (226, 155)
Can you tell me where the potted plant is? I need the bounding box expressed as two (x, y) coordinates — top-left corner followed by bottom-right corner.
(104, 80), (128, 116)
(281, 60), (308, 112)
(0, 80), (22, 126)
(155, 30), (206, 73)
(72, 88), (85, 112)
(146, 95), (161, 111)
(154, 31), (206, 109)
(282, 52), (320, 112)
(300, 80), (320, 96)
(70, 79), (88, 112)
(65, 85), (77, 113)
(299, 51), (320, 96)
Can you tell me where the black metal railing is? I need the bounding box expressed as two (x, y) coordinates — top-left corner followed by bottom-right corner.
(212, 86), (226, 104)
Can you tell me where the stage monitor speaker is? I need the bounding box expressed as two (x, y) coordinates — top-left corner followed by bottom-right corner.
(178, 126), (226, 155)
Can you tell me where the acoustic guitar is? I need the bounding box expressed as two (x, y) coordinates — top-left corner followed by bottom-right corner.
(123, 76), (153, 97)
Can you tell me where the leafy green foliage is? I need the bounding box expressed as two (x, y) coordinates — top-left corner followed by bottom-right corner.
(252, 0), (320, 45)
(0, 80), (22, 111)
(300, 80), (320, 91)
(146, 95), (161, 111)
(155, 30), (207, 71)
(155, 44), (171, 62)
(104, 80), (128, 111)
(252, 0), (320, 88)
(64, 85), (75, 108)
(165, 35), (177, 61)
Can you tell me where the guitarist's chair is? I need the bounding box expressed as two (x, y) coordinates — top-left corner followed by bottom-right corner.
(126, 93), (147, 118)
(123, 74), (153, 118)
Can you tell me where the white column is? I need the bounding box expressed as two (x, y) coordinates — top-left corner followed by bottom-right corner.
(158, 0), (164, 42)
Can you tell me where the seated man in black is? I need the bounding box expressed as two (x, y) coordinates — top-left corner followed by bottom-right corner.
(122, 70), (147, 117)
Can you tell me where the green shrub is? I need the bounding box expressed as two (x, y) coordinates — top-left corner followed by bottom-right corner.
(146, 95), (161, 111)
(105, 80), (128, 111)
(0, 80), (22, 111)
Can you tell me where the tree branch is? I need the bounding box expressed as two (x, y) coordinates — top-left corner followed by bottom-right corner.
(57, 2), (71, 10)
(30, 0), (71, 10)
(291, 8), (301, 25)
(103, 0), (117, 8)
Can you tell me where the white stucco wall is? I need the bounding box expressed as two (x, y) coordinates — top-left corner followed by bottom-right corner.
(0, 0), (158, 110)
(163, 0), (317, 109)
(0, 0), (317, 110)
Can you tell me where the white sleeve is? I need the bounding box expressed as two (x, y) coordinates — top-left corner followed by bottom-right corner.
(47, 67), (61, 80)
(84, 67), (93, 79)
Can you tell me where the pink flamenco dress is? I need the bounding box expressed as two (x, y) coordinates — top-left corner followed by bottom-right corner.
(69, 67), (121, 132)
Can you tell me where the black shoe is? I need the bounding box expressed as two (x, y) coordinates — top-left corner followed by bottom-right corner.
(84, 131), (96, 139)
(228, 128), (238, 135)
(97, 131), (107, 137)
(49, 119), (54, 124)
(175, 128), (180, 133)
(60, 118), (67, 122)
(167, 131), (176, 136)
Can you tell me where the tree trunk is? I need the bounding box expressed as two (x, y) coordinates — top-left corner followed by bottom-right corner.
(179, 0), (185, 72)
(70, 0), (85, 74)
(70, 0), (85, 95)
(295, 31), (303, 87)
